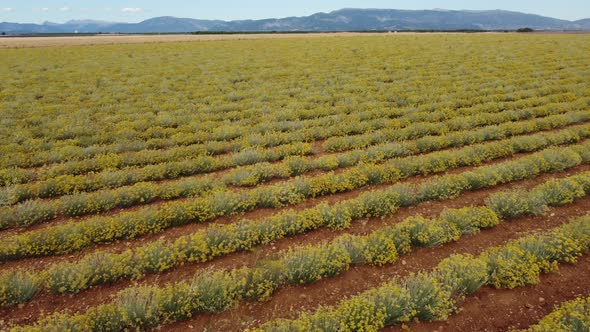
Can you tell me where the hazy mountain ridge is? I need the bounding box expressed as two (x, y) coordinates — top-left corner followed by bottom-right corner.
(2, 8), (589, 34)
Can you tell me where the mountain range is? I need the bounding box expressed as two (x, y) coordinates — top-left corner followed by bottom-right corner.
(2, 8), (590, 34)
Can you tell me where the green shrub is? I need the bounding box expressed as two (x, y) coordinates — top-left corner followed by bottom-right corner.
(439, 206), (500, 235)
(515, 232), (583, 273)
(362, 231), (399, 266)
(434, 254), (488, 295)
(135, 240), (178, 273)
(401, 216), (461, 247)
(8, 200), (59, 227)
(230, 148), (265, 166)
(320, 204), (353, 230)
(117, 286), (162, 329)
(224, 163), (284, 186)
(284, 156), (312, 176)
(534, 178), (586, 206)
(388, 183), (415, 207)
(0, 270), (40, 306)
(333, 296), (386, 332)
(521, 296), (590, 332)
(536, 148), (582, 173)
(369, 282), (413, 325)
(86, 304), (127, 332)
(486, 190), (547, 219)
(404, 273), (454, 321)
(334, 234), (367, 264)
(284, 244), (351, 285)
(337, 151), (363, 168)
(464, 168), (501, 190)
(302, 308), (340, 332)
(190, 269), (236, 314)
(233, 261), (286, 301)
(85, 251), (138, 284)
(485, 245), (541, 289)
(417, 174), (469, 201)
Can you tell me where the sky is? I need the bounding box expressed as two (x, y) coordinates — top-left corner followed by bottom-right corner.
(1, 1), (589, 24)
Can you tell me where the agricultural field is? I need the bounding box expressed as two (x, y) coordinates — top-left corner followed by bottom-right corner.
(0, 33), (590, 331)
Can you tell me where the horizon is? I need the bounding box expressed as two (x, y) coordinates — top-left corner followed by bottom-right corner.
(1, 1), (590, 24)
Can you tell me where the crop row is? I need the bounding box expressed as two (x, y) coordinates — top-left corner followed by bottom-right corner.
(257, 213), (590, 331)
(2, 96), (587, 202)
(2, 156), (589, 308)
(3, 114), (588, 228)
(1, 129), (588, 261)
(4, 31), (590, 331)
(519, 295), (590, 332)
(5, 35), (587, 171)
(0, 62), (485, 155)
(225, 113), (590, 186)
(0, 79), (545, 171)
(3, 58), (582, 169)
(323, 93), (587, 152)
(0, 142), (312, 204)
(10, 205), (590, 331)
(2, 86), (582, 186)
(0, 177), (219, 228)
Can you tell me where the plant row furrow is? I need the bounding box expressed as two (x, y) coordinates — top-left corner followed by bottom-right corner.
(2, 94), (588, 202)
(0, 143), (313, 205)
(518, 295), (590, 332)
(256, 213), (590, 331)
(2, 152), (589, 310)
(8, 180), (590, 331)
(1, 129), (588, 262)
(322, 93), (586, 152)
(3, 62), (583, 170)
(2, 84), (582, 186)
(3, 112), (588, 229)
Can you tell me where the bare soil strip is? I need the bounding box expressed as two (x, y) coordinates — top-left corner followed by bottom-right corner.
(0, 33), (458, 49)
(1, 121), (584, 240)
(386, 254), (590, 332)
(158, 197), (590, 331)
(0, 150), (572, 270)
(3, 165), (589, 329)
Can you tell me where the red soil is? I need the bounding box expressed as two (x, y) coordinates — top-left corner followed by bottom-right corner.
(160, 195), (590, 331)
(2, 162), (590, 330)
(389, 254), (590, 332)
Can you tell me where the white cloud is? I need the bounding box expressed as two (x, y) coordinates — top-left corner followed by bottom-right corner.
(41, 7), (49, 12)
(59, 6), (70, 12)
(2, 7), (14, 12)
(121, 7), (143, 13)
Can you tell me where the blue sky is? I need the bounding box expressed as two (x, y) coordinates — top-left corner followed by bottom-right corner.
(1, 1), (589, 23)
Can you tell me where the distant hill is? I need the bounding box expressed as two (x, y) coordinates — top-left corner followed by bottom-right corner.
(2, 8), (589, 34)
(574, 18), (590, 26)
